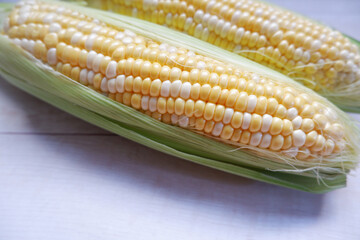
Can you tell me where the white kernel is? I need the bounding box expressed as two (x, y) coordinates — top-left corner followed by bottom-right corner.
(87, 70), (95, 85)
(71, 32), (83, 45)
(47, 48), (57, 65)
(261, 114), (272, 132)
(207, 15), (218, 31)
(202, 13), (211, 27)
(231, 10), (242, 24)
(114, 32), (125, 40)
(170, 80), (182, 98)
(76, 21), (87, 30)
(131, 7), (137, 17)
(86, 50), (97, 69)
(49, 23), (61, 33)
(241, 112), (251, 130)
(92, 54), (104, 72)
(292, 116), (302, 129)
(260, 20), (270, 35)
(106, 61), (117, 79)
(323, 139), (335, 155)
(56, 7), (65, 13)
(165, 13), (172, 26)
(100, 77), (108, 92)
(149, 97), (157, 112)
(201, 28), (210, 41)
(91, 25), (102, 34)
(43, 13), (55, 24)
(27, 40), (35, 53)
(212, 122), (224, 137)
(206, 0), (216, 12)
(79, 69), (88, 85)
(160, 80), (171, 97)
(171, 114), (179, 124)
(220, 22), (231, 38)
(179, 116), (189, 128)
(141, 96), (149, 110)
(194, 24), (203, 38)
(122, 36), (133, 45)
(115, 75), (125, 93)
(259, 134), (272, 148)
(194, 9), (204, 23)
(215, 19), (225, 35)
(107, 78), (116, 93)
(292, 129), (306, 147)
(234, 27), (245, 44)
(159, 43), (168, 51)
(286, 107), (298, 120)
(17, 12), (29, 24)
(311, 40), (321, 51)
(124, 30), (136, 37)
(85, 34), (97, 50)
(223, 108), (234, 124)
(246, 95), (257, 112)
(180, 82), (191, 99)
(184, 17), (193, 31)
(196, 61), (206, 70)
(167, 46), (177, 53)
(12, 38), (21, 46)
(250, 132), (262, 146)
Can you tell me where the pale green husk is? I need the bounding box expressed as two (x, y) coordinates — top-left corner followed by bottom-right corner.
(0, 1), (359, 193)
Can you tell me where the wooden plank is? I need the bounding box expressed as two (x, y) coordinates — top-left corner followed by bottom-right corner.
(0, 134), (359, 239)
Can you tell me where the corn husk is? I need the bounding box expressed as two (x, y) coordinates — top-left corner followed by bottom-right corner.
(0, 1), (359, 193)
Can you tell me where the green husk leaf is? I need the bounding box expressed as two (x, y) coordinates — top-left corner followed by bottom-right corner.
(0, 1), (358, 192)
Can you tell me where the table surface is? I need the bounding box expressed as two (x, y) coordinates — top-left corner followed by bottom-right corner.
(1, 1), (360, 239)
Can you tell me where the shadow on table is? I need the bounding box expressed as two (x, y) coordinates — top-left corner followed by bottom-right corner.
(0, 79), (324, 223)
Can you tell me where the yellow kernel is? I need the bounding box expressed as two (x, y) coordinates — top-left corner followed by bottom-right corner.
(194, 100), (206, 117)
(270, 135), (284, 151)
(185, 99), (195, 117)
(44, 33), (58, 48)
(208, 86), (222, 103)
(131, 94), (142, 109)
(266, 98), (278, 115)
(234, 92), (248, 112)
(175, 98), (185, 115)
(214, 105), (225, 122)
(199, 84), (212, 101)
(220, 125), (235, 140)
(249, 114), (262, 133)
(141, 77), (152, 95)
(270, 117), (283, 135)
(70, 67), (80, 82)
(167, 97), (175, 114)
(204, 103), (216, 120)
(282, 135), (292, 150)
(281, 119), (293, 136)
(231, 112), (243, 129)
(195, 118), (206, 130)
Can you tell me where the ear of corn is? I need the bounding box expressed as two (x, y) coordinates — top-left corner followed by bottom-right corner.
(0, 0), (359, 193)
(86, 0), (360, 112)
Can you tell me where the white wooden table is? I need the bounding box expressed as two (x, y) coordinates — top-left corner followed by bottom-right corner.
(1, 1), (360, 239)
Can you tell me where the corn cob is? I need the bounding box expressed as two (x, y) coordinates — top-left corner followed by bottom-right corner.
(87, 0), (360, 111)
(1, 0), (359, 192)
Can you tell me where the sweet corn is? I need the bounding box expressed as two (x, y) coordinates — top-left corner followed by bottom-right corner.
(2, 0), (353, 162)
(89, 0), (360, 109)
